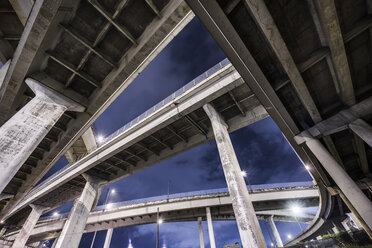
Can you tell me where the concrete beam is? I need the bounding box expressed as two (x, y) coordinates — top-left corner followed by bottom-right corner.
(9, 0), (33, 26)
(198, 217), (205, 248)
(349, 119), (372, 147)
(309, 0), (356, 106)
(269, 216), (283, 247)
(243, 0), (322, 123)
(0, 0), (63, 124)
(297, 97), (372, 139)
(0, 78), (84, 194)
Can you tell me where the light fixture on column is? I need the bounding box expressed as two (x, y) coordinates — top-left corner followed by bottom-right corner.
(158, 219), (163, 224)
(111, 189), (116, 194)
(241, 170), (247, 177)
(287, 234), (292, 239)
(53, 212), (59, 217)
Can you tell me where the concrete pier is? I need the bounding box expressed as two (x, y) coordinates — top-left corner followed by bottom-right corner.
(203, 103), (266, 248)
(0, 78), (84, 193)
(268, 216), (283, 247)
(198, 217), (205, 248)
(205, 207), (216, 248)
(11, 205), (45, 248)
(55, 174), (103, 248)
(103, 228), (113, 248)
(296, 131), (372, 236)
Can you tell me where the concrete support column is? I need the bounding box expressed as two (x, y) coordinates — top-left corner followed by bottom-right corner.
(205, 207), (216, 248)
(348, 212), (363, 230)
(55, 174), (103, 248)
(103, 228), (113, 248)
(349, 119), (372, 147)
(198, 217), (205, 248)
(296, 131), (372, 237)
(11, 204), (45, 248)
(203, 103), (266, 248)
(50, 238), (58, 248)
(268, 216), (283, 247)
(0, 78), (84, 194)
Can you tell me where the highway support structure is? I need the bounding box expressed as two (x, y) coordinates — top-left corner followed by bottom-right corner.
(295, 97), (372, 238)
(206, 207), (216, 248)
(103, 228), (113, 248)
(54, 174), (104, 248)
(0, 78), (84, 194)
(11, 204), (46, 248)
(268, 216), (283, 248)
(198, 217), (205, 248)
(203, 103), (266, 248)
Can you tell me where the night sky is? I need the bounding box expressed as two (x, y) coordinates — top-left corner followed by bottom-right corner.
(41, 17), (314, 248)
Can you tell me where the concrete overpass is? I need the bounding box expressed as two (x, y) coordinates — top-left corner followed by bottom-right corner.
(0, 0), (372, 247)
(0, 0), (193, 220)
(4, 182), (318, 245)
(5, 59), (268, 221)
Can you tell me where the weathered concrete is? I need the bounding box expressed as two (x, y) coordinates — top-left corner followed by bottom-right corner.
(268, 216), (283, 247)
(103, 228), (113, 248)
(203, 103), (266, 248)
(0, 78), (84, 194)
(11, 205), (45, 248)
(0, 60), (11, 91)
(82, 127), (98, 153)
(5, 184), (318, 242)
(205, 207), (216, 248)
(55, 174), (103, 248)
(349, 119), (372, 147)
(9, 0), (33, 26)
(198, 217), (205, 248)
(295, 131), (372, 237)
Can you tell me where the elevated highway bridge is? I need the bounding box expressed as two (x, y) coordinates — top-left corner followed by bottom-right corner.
(0, 0), (371, 247)
(4, 182), (318, 245)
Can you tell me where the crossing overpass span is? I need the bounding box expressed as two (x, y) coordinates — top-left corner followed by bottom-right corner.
(6, 59), (268, 224)
(5, 182), (319, 244)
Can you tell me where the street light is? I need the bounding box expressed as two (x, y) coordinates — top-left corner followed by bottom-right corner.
(53, 212), (59, 217)
(111, 189), (116, 194)
(290, 204), (304, 231)
(287, 234), (292, 239)
(158, 219), (163, 224)
(241, 170), (247, 178)
(96, 135), (104, 144)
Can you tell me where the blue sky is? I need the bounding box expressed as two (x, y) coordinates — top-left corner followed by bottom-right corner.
(40, 17), (314, 248)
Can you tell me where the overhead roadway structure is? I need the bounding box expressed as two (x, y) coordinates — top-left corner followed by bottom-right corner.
(4, 60), (269, 228)
(0, 0), (193, 219)
(186, 0), (372, 243)
(4, 183), (319, 245)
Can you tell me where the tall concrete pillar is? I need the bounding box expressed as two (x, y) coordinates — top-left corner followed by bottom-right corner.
(268, 216), (283, 247)
(0, 78), (84, 193)
(103, 228), (113, 248)
(55, 174), (103, 248)
(349, 119), (372, 147)
(12, 204), (45, 248)
(203, 103), (266, 248)
(198, 217), (205, 248)
(348, 212), (363, 230)
(50, 238), (58, 248)
(296, 131), (372, 237)
(205, 207), (216, 248)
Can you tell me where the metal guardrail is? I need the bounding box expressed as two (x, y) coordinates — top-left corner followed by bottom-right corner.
(31, 58), (231, 194)
(39, 181), (315, 221)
